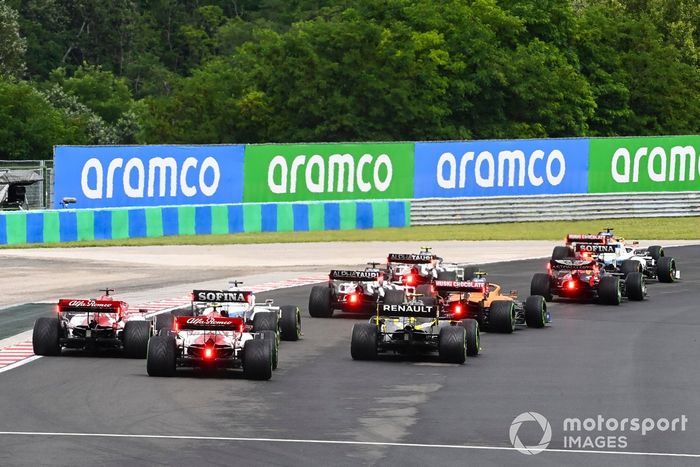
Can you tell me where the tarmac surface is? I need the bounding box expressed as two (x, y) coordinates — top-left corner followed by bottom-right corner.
(0, 245), (698, 466)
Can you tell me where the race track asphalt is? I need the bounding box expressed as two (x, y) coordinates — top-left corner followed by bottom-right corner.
(0, 246), (699, 467)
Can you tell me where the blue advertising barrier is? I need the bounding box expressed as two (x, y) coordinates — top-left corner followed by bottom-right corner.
(53, 145), (245, 209)
(413, 139), (589, 198)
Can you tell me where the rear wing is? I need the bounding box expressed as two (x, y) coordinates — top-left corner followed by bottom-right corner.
(387, 253), (435, 264)
(175, 315), (244, 331)
(192, 289), (252, 303)
(550, 259), (597, 270)
(573, 243), (617, 254)
(566, 234), (608, 245)
(57, 299), (121, 313)
(329, 270), (382, 281)
(434, 280), (486, 293)
(378, 304), (437, 319)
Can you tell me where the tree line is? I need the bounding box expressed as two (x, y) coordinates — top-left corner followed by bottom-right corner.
(1, 0), (699, 160)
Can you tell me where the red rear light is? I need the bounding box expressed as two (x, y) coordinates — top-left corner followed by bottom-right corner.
(349, 293), (358, 304)
(582, 252), (591, 259)
(406, 274), (415, 285)
(454, 303), (463, 316)
(567, 280), (576, 290)
(204, 347), (213, 359)
(430, 285), (435, 294)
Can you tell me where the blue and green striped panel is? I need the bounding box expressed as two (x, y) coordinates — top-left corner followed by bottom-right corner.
(0, 200), (411, 245)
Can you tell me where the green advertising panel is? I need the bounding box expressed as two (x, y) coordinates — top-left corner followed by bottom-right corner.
(243, 143), (414, 202)
(589, 135), (700, 193)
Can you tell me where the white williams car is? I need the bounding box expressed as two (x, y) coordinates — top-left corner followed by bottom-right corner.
(555, 231), (680, 283)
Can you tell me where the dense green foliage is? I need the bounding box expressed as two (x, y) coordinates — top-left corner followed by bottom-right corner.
(1, 0), (699, 159)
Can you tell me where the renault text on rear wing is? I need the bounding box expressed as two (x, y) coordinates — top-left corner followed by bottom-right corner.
(57, 299), (121, 313)
(329, 270), (382, 281)
(379, 304), (437, 318)
(434, 280), (486, 292)
(192, 290), (252, 303)
(387, 253), (435, 264)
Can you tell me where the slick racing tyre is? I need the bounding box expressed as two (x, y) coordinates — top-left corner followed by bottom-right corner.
(530, 273), (553, 302)
(438, 326), (467, 364)
(262, 330), (279, 370)
(552, 246), (575, 260)
(253, 312), (278, 332)
(489, 301), (515, 334)
(146, 335), (176, 377)
(620, 261), (642, 276)
(32, 317), (61, 356)
(279, 305), (301, 341)
(657, 256), (676, 283)
(155, 313), (174, 333)
(598, 276), (622, 305)
(243, 339), (273, 381)
(648, 245), (664, 261)
(461, 319), (480, 356)
(383, 289), (406, 306)
(123, 321), (151, 358)
(524, 295), (547, 328)
(625, 272), (646, 301)
(308, 285), (333, 318)
(351, 323), (379, 360)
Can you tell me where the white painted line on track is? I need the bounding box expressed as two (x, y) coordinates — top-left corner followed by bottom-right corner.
(0, 356), (41, 374)
(0, 431), (698, 459)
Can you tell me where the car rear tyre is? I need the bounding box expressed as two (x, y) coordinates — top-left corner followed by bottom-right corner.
(279, 305), (301, 341)
(625, 272), (646, 301)
(530, 273), (553, 301)
(489, 301), (515, 333)
(351, 323), (379, 360)
(461, 266), (477, 280)
(524, 295), (547, 328)
(648, 245), (664, 261)
(552, 246), (575, 260)
(657, 256), (676, 283)
(262, 330), (279, 370)
(438, 326), (466, 364)
(620, 261), (642, 276)
(308, 285), (333, 318)
(123, 321), (151, 358)
(461, 319), (480, 356)
(598, 276), (621, 305)
(253, 312), (278, 332)
(243, 339), (272, 380)
(32, 317), (61, 356)
(146, 335), (176, 376)
(155, 313), (174, 332)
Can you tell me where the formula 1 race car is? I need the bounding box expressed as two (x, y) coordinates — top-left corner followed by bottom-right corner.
(32, 289), (151, 357)
(147, 289), (275, 379)
(308, 265), (399, 317)
(386, 248), (472, 287)
(155, 283), (301, 342)
(555, 232), (680, 283)
(432, 275), (550, 334)
(531, 257), (646, 305)
(350, 295), (470, 364)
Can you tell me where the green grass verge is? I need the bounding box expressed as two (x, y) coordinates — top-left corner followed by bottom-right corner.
(1, 216), (698, 249)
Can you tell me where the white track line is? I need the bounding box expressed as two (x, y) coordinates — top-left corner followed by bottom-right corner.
(0, 431), (697, 459)
(0, 356), (41, 374)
